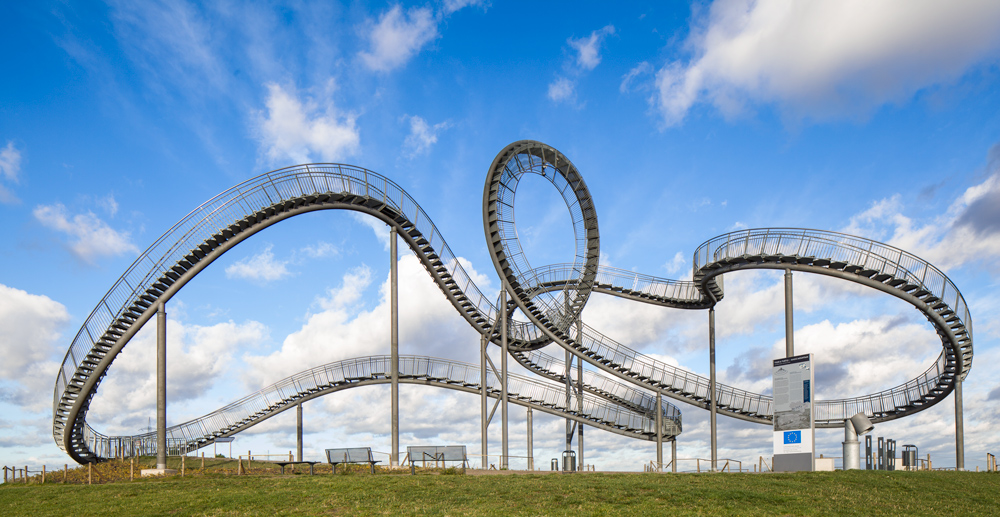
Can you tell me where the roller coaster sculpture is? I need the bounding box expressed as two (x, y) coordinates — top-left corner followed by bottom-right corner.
(53, 141), (973, 465)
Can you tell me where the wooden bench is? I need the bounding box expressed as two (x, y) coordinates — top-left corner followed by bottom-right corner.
(272, 461), (320, 475)
(325, 447), (380, 474)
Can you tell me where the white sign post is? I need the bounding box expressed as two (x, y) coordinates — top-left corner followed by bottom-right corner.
(772, 354), (814, 472)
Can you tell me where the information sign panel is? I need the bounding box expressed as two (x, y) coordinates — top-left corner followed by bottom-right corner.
(772, 354), (814, 471)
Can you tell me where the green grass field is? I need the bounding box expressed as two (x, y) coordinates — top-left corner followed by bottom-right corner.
(1, 459), (998, 516)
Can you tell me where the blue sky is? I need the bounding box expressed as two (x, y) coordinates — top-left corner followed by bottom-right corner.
(2, 0), (1000, 472)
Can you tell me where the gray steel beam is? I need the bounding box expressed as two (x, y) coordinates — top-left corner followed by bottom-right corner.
(296, 401), (303, 462)
(565, 348), (573, 453)
(390, 226), (399, 468)
(709, 306), (717, 472)
(656, 391), (663, 472)
(784, 269), (794, 358)
(156, 302), (167, 470)
(577, 328), (584, 471)
(481, 334), (488, 469)
(956, 379), (964, 470)
(501, 289), (509, 470)
(527, 407), (533, 471)
(671, 438), (677, 473)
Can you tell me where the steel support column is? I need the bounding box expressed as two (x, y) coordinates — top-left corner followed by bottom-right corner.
(480, 333), (488, 469)
(527, 407), (533, 471)
(784, 269), (794, 357)
(296, 402), (303, 462)
(156, 302), (167, 470)
(390, 226), (399, 468)
(709, 306), (717, 472)
(656, 392), (663, 472)
(577, 317), (584, 471)
(671, 438), (677, 473)
(565, 348), (573, 453)
(501, 289), (509, 470)
(956, 379), (965, 470)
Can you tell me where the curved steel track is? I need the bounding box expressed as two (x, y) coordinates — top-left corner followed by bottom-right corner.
(54, 140), (973, 463)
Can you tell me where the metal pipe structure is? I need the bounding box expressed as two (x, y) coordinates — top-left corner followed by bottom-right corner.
(784, 269), (794, 358)
(156, 303), (167, 470)
(709, 306), (717, 472)
(501, 288), (509, 470)
(390, 226), (399, 468)
(656, 391), (663, 471)
(843, 419), (860, 470)
(527, 407), (533, 470)
(296, 402), (303, 462)
(956, 380), (964, 470)
(480, 333), (488, 469)
(671, 438), (677, 473)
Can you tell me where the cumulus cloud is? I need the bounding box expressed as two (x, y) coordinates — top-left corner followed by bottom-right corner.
(841, 163), (1000, 271)
(87, 317), (268, 433)
(568, 25), (615, 71)
(225, 244), (291, 282)
(255, 81), (360, 165)
(0, 141), (22, 204)
(359, 5), (438, 72)
(403, 115), (451, 157)
(241, 254), (485, 387)
(654, 0), (1000, 126)
(33, 203), (139, 264)
(0, 284), (69, 411)
(547, 77), (576, 103)
(441, 0), (486, 15)
(548, 25), (615, 105)
(299, 241), (339, 259)
(662, 251), (687, 276)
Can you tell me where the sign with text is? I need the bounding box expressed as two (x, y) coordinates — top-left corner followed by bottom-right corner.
(772, 354), (814, 471)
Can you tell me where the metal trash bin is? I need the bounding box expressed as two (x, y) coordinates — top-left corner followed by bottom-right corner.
(551, 459), (558, 471)
(902, 445), (918, 471)
(562, 450), (576, 472)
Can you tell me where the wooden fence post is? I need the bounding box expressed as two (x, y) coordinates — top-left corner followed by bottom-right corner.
(130, 458), (134, 481)
(88, 463), (92, 485)
(42, 465), (45, 484)
(201, 453), (205, 470)
(64, 464), (67, 484)
(24, 466), (28, 484)
(181, 455), (185, 477)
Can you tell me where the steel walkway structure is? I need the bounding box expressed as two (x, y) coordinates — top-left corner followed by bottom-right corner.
(54, 140), (973, 464)
(79, 355), (682, 459)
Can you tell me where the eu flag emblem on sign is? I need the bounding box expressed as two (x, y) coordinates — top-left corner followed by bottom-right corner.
(784, 430), (801, 444)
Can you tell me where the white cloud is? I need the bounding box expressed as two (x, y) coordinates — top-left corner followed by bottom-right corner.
(359, 5), (438, 72)
(442, 0), (486, 15)
(97, 193), (119, 217)
(620, 61), (652, 93)
(547, 77), (576, 103)
(841, 168), (1000, 271)
(33, 203), (139, 264)
(225, 244), (291, 282)
(403, 115), (451, 157)
(568, 25), (615, 71)
(662, 251), (687, 275)
(0, 284), (69, 411)
(299, 241), (339, 259)
(255, 81), (360, 165)
(0, 141), (22, 204)
(351, 212), (391, 251)
(241, 255), (483, 387)
(87, 317), (268, 433)
(655, 0), (1000, 126)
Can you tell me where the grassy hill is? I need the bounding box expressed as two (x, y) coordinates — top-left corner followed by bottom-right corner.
(1, 458), (997, 516)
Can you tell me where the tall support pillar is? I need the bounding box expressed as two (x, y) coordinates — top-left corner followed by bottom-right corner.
(956, 379), (965, 470)
(501, 289), (509, 470)
(156, 302), (167, 470)
(671, 438), (677, 473)
(655, 392), (663, 472)
(390, 226), (399, 468)
(527, 407), (534, 471)
(577, 318), (584, 471)
(843, 420), (860, 470)
(565, 348), (573, 453)
(709, 306), (717, 472)
(480, 334), (488, 469)
(784, 269), (794, 357)
(296, 402), (303, 462)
